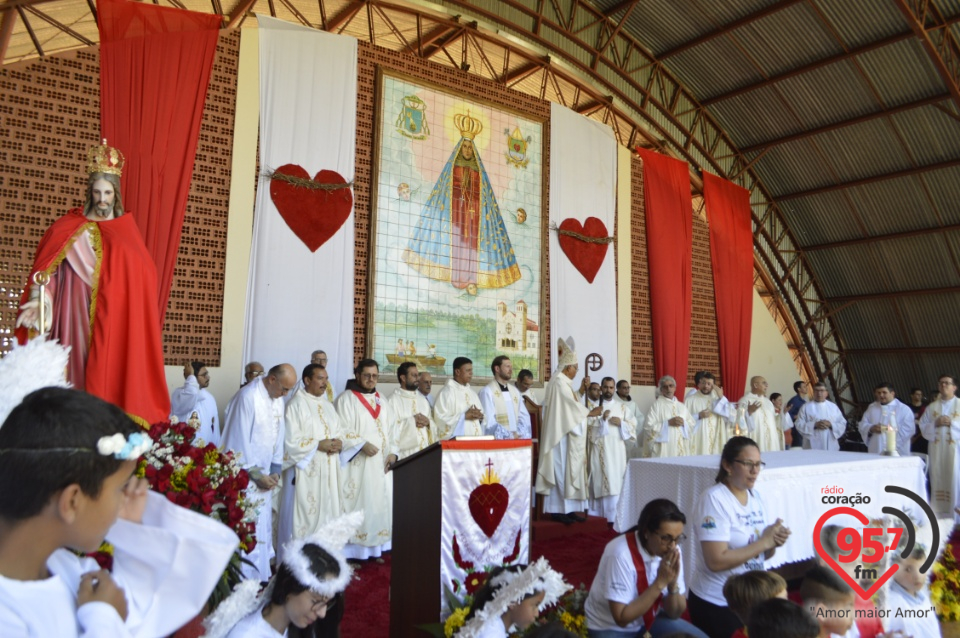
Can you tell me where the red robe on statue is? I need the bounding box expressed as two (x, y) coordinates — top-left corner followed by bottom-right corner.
(16, 209), (170, 425)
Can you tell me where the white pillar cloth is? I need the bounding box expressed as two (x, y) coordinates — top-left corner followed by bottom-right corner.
(243, 17), (357, 390)
(548, 103), (619, 383)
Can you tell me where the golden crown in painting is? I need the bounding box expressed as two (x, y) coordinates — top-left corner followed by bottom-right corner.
(86, 139), (125, 176)
(454, 112), (483, 140)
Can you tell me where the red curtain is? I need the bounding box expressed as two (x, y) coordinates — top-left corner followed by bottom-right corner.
(98, 0), (221, 322)
(703, 172), (753, 402)
(639, 149), (693, 387)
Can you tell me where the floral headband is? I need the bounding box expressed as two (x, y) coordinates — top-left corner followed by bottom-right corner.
(0, 431), (152, 460)
(457, 557), (571, 637)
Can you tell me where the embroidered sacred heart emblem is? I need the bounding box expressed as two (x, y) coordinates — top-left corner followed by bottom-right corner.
(468, 482), (509, 538)
(558, 217), (610, 283)
(269, 164), (352, 252)
(813, 507), (898, 600)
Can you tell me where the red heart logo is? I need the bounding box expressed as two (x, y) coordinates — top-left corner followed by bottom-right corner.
(468, 482), (509, 538)
(269, 164), (352, 252)
(558, 217), (610, 283)
(813, 507), (898, 600)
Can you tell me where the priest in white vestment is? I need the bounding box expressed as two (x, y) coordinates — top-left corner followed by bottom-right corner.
(684, 371), (732, 456)
(388, 362), (437, 459)
(739, 376), (782, 452)
(796, 383), (846, 451)
(614, 379), (645, 458)
(220, 363), (297, 580)
(433, 357), (485, 439)
(644, 375), (696, 458)
(536, 338), (602, 523)
(858, 382), (913, 457)
(335, 359), (399, 559)
(921, 375), (960, 519)
(170, 361), (220, 447)
(771, 393), (795, 447)
(478, 355), (531, 439)
(278, 363), (343, 559)
(588, 377), (637, 522)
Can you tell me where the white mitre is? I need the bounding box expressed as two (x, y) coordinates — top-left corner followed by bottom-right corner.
(557, 336), (578, 369)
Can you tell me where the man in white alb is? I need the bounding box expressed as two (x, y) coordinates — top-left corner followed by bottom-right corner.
(170, 361), (220, 447)
(335, 359), (398, 559)
(614, 379), (645, 458)
(220, 363), (297, 580)
(434, 357), (485, 439)
(418, 370), (435, 407)
(588, 377), (637, 522)
(387, 362), (437, 459)
(684, 371), (732, 456)
(478, 355), (531, 439)
(536, 338), (602, 524)
(739, 376), (782, 452)
(516, 368), (540, 413)
(921, 375), (960, 519)
(644, 375), (696, 458)
(278, 363), (343, 555)
(856, 382), (911, 457)
(796, 382), (847, 451)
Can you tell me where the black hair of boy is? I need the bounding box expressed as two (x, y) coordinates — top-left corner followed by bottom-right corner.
(0, 387), (139, 521)
(722, 570), (788, 623)
(799, 564), (853, 604)
(747, 598), (819, 638)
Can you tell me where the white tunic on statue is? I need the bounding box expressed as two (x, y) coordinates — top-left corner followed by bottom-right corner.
(536, 372), (591, 513)
(858, 398), (913, 456)
(0, 491), (237, 638)
(478, 380), (531, 440)
(920, 397), (960, 516)
(588, 398), (636, 522)
(170, 374), (221, 447)
(433, 379), (484, 439)
(739, 393), (782, 452)
(685, 390), (733, 456)
(278, 388), (343, 559)
(387, 387), (437, 459)
(644, 396), (695, 458)
(336, 389), (398, 559)
(796, 399), (846, 451)
(220, 377), (285, 581)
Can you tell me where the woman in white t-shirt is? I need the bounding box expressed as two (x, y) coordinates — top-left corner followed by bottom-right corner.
(687, 436), (791, 638)
(584, 499), (709, 638)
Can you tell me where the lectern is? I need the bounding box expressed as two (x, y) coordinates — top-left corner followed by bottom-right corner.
(390, 439), (532, 637)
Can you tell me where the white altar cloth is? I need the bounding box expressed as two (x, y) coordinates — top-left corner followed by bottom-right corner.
(615, 450), (927, 582)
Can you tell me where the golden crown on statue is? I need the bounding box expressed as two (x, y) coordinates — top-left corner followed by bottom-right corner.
(454, 111), (483, 140)
(85, 139), (125, 176)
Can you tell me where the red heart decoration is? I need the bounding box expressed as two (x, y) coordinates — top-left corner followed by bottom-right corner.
(468, 482), (510, 538)
(558, 217), (610, 283)
(269, 164), (352, 252)
(813, 507), (899, 600)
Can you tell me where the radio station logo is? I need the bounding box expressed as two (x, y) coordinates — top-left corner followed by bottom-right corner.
(813, 485), (939, 601)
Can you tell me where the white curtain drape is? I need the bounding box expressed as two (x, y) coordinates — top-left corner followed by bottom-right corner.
(243, 17), (357, 390)
(548, 103), (619, 382)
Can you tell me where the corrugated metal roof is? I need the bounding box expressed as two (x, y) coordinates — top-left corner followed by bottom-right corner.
(873, 234), (960, 291)
(807, 119), (913, 184)
(847, 354), (924, 399)
(707, 87), (802, 146)
(751, 141), (839, 196)
(731, 2), (843, 77)
(832, 298), (906, 349)
(809, 0), (909, 47)
(919, 168), (960, 225)
(892, 106), (960, 166)
(855, 38), (946, 105)
(806, 245), (886, 298)
(897, 291), (960, 347)
(774, 61), (881, 130)
(848, 177), (944, 236)
(777, 191), (863, 245)
(666, 39), (762, 99)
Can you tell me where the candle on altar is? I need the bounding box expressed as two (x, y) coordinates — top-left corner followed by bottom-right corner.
(883, 408), (896, 454)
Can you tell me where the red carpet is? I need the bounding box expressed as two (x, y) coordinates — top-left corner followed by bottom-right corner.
(339, 522), (618, 638)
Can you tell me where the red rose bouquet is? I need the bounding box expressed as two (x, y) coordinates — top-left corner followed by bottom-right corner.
(136, 418), (257, 609)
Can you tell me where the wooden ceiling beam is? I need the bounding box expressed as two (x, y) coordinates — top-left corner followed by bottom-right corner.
(224, 0), (257, 29)
(0, 8), (16, 64)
